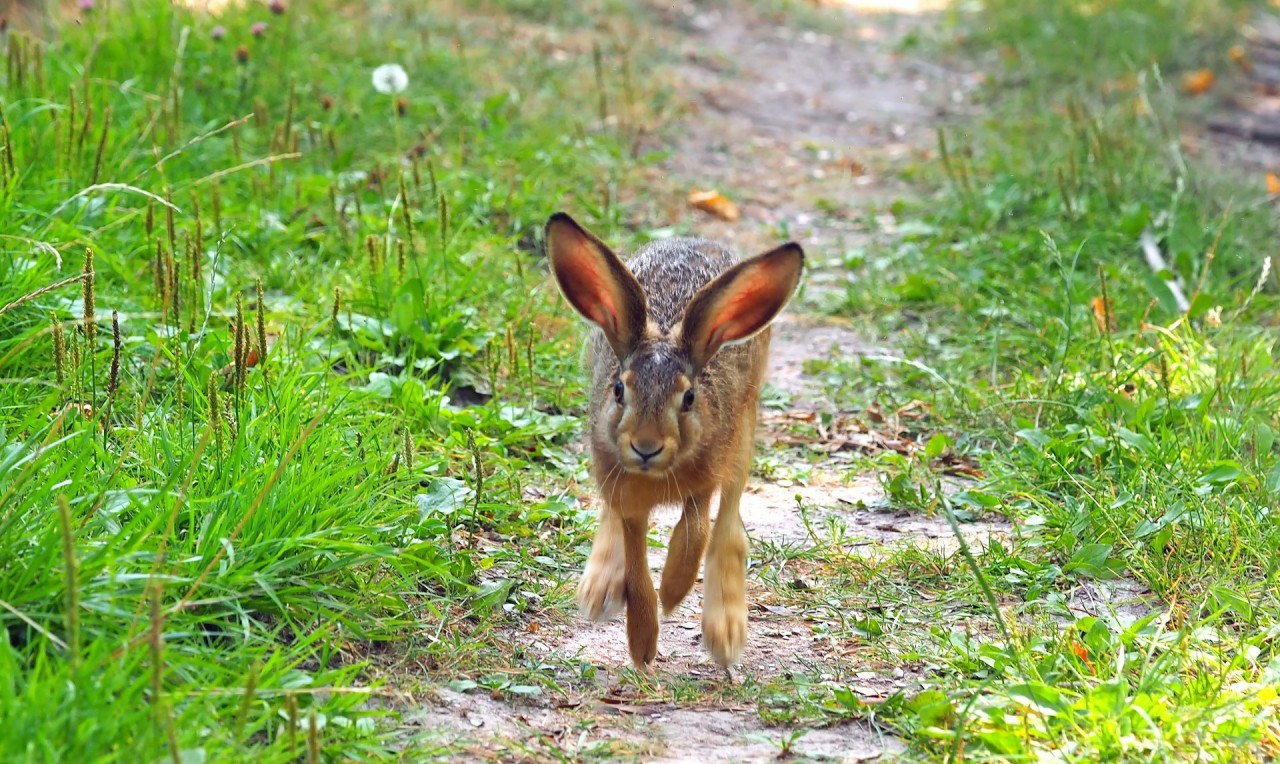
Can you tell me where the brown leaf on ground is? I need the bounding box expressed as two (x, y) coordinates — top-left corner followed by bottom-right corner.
(688, 189), (740, 221)
(1183, 69), (1215, 96)
(895, 400), (930, 420)
(1091, 296), (1116, 332)
(937, 453), (985, 479)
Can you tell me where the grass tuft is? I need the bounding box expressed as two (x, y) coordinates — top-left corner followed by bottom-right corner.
(819, 0), (1280, 758)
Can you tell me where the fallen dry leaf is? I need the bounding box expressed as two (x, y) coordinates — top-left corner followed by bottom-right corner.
(895, 400), (930, 420)
(688, 189), (740, 221)
(1182, 69), (1215, 96)
(938, 453), (985, 479)
(1071, 639), (1095, 673)
(1091, 296), (1116, 332)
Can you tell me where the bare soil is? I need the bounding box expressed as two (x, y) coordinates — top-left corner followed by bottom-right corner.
(408, 688), (897, 763)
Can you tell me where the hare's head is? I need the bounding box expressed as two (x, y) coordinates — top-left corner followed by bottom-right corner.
(545, 213), (803, 475)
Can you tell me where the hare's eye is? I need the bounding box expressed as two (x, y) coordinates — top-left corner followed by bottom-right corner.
(613, 380), (625, 404)
(681, 389), (695, 412)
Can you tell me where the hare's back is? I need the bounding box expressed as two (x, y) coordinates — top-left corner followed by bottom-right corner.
(626, 238), (736, 331)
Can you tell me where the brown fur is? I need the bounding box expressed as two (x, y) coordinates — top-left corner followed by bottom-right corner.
(546, 213), (804, 669)
(1, 0), (47, 32)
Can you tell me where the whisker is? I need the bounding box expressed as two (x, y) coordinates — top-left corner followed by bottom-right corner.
(686, 491), (701, 558)
(603, 462), (622, 517)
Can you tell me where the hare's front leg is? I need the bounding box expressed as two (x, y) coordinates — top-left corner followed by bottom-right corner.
(703, 476), (749, 668)
(659, 491), (712, 613)
(577, 503), (625, 622)
(621, 511), (659, 668)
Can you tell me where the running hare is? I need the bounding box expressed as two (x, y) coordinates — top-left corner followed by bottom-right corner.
(545, 212), (804, 669)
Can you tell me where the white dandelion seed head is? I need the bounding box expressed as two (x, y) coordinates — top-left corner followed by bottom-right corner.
(372, 64), (409, 95)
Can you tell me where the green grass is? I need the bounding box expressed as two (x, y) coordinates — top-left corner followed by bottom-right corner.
(0, 0), (665, 759)
(7, 0), (1280, 760)
(816, 0), (1280, 759)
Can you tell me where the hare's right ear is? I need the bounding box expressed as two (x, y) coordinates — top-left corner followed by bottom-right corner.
(545, 212), (647, 359)
(680, 242), (804, 370)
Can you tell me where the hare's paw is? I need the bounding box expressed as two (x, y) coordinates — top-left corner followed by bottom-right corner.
(703, 524), (748, 667)
(576, 559), (625, 622)
(626, 587), (660, 668)
(702, 595), (747, 668)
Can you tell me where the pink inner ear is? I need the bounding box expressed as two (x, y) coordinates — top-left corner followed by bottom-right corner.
(559, 242), (619, 333)
(705, 283), (774, 347)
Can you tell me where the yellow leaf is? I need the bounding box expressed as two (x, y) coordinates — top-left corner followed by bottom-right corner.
(688, 190), (740, 222)
(1258, 684), (1278, 706)
(1183, 69), (1215, 96)
(1091, 296), (1115, 332)
(1229, 45), (1253, 74)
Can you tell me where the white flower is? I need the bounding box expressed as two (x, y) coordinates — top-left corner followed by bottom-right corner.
(371, 64), (409, 95)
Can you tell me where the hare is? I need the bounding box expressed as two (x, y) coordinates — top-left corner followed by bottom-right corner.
(545, 212), (804, 670)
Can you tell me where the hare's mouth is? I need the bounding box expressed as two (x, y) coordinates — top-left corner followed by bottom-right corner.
(619, 440), (676, 474)
(621, 456), (674, 475)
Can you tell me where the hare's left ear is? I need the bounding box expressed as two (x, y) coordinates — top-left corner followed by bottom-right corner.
(545, 212), (649, 360)
(679, 243), (804, 370)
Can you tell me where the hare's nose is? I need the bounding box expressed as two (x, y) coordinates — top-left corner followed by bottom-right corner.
(630, 440), (664, 462)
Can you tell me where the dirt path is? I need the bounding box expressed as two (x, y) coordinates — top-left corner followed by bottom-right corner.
(406, 2), (1001, 760)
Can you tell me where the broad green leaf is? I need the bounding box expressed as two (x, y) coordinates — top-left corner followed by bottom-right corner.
(852, 616), (884, 638)
(976, 730), (1024, 755)
(1257, 423), (1276, 457)
(952, 490), (1001, 509)
(907, 689), (953, 728)
(415, 477), (474, 518)
(508, 685), (542, 696)
(1064, 543), (1114, 579)
(1187, 292), (1216, 320)
(1266, 462), (1280, 496)
(1015, 428), (1051, 450)
(1198, 461), (1242, 486)
(473, 578), (514, 613)
(1210, 586), (1254, 621)
(1008, 682), (1066, 715)
(1114, 427), (1153, 453)
(924, 432), (950, 460)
